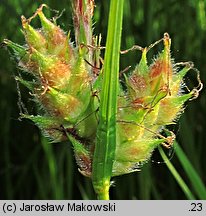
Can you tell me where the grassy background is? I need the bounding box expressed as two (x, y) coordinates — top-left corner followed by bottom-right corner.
(0, 0), (205, 199)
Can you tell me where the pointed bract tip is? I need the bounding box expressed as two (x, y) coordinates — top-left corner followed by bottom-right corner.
(21, 15), (27, 27)
(163, 32), (171, 48)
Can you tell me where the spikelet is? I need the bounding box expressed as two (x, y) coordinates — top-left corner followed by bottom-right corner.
(3, 4), (98, 176)
(113, 33), (202, 176)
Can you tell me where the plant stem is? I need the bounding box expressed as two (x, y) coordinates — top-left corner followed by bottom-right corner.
(72, 0), (94, 46)
(72, 0), (94, 64)
(92, 0), (124, 200)
(96, 182), (110, 200)
(175, 142), (206, 199)
(158, 146), (195, 199)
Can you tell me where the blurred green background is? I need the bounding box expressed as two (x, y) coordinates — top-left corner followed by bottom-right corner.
(0, 0), (205, 199)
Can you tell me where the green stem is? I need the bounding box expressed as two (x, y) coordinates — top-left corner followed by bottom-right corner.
(72, 0), (94, 64)
(92, 0), (124, 200)
(72, 0), (93, 46)
(175, 142), (206, 199)
(96, 183), (110, 200)
(159, 146), (195, 199)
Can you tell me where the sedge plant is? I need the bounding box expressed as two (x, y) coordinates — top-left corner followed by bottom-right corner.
(2, 0), (203, 199)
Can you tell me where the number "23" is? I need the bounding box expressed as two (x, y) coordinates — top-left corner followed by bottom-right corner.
(190, 203), (203, 211)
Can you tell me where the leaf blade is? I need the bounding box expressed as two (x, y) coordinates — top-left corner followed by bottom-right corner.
(92, 0), (124, 200)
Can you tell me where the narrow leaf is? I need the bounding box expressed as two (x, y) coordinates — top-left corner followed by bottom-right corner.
(175, 142), (206, 199)
(159, 146), (195, 199)
(92, 0), (124, 200)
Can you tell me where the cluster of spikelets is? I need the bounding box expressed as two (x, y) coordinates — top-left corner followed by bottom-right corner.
(3, 5), (202, 177)
(3, 5), (99, 177)
(114, 33), (202, 175)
